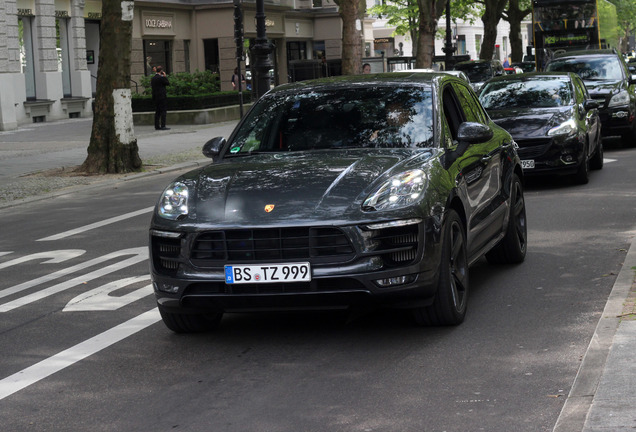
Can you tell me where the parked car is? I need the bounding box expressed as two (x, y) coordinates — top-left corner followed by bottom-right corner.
(479, 72), (602, 184)
(453, 59), (505, 92)
(545, 49), (636, 147)
(511, 62), (536, 73)
(504, 66), (524, 74)
(394, 68), (471, 84)
(150, 73), (527, 332)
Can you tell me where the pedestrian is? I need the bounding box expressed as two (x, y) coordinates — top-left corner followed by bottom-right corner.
(362, 63), (371, 74)
(231, 68), (246, 90)
(151, 65), (170, 130)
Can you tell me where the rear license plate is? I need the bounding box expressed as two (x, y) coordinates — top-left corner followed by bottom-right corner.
(521, 160), (535, 169)
(224, 263), (311, 284)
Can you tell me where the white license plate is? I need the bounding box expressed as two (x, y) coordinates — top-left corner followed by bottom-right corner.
(521, 160), (535, 169)
(224, 263), (311, 284)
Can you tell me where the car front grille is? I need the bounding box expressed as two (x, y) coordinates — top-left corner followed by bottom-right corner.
(190, 227), (355, 266)
(151, 235), (182, 275)
(515, 138), (552, 159)
(369, 224), (419, 267)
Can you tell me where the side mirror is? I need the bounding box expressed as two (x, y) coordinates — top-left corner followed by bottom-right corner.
(457, 122), (494, 144)
(202, 137), (226, 159)
(584, 99), (599, 111)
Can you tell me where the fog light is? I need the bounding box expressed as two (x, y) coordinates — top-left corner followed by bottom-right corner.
(154, 281), (180, 293)
(375, 274), (417, 287)
(561, 154), (575, 164)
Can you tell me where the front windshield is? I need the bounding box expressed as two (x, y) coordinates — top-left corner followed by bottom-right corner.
(228, 86), (434, 154)
(479, 77), (573, 109)
(454, 63), (492, 82)
(546, 57), (623, 80)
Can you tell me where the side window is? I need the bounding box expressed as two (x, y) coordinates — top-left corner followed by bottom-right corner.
(573, 78), (586, 102)
(452, 82), (487, 124)
(442, 86), (464, 142)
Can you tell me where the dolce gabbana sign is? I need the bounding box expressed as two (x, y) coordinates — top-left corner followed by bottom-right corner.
(142, 12), (176, 36)
(145, 17), (172, 29)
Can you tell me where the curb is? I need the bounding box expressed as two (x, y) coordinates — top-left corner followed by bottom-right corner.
(552, 233), (636, 431)
(0, 158), (211, 211)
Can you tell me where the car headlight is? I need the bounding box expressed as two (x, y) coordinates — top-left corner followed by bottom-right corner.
(363, 170), (427, 211)
(608, 90), (630, 107)
(547, 118), (577, 137)
(158, 182), (189, 220)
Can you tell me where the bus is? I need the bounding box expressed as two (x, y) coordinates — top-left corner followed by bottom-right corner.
(532, 0), (619, 70)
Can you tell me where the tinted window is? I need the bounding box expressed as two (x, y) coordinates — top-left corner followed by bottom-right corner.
(546, 56), (624, 80)
(454, 63), (493, 82)
(479, 77), (573, 109)
(228, 86), (435, 153)
(453, 82), (487, 123)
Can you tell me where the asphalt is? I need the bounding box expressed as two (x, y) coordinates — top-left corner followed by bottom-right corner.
(1, 117), (635, 431)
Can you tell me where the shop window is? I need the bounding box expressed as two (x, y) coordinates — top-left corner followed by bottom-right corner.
(56, 18), (72, 97)
(19, 17), (36, 100)
(203, 39), (219, 73)
(287, 41), (306, 62)
(144, 40), (172, 75)
(313, 40), (325, 60)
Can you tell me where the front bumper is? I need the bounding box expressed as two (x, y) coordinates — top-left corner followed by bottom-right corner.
(598, 105), (634, 137)
(515, 135), (585, 176)
(150, 217), (443, 313)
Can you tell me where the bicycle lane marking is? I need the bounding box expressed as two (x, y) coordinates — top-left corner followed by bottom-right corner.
(0, 308), (161, 401)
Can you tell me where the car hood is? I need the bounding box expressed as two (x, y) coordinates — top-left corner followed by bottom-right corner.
(488, 107), (573, 139)
(178, 149), (436, 225)
(583, 80), (622, 96)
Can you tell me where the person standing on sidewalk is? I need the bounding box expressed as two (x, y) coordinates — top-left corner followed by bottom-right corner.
(151, 66), (170, 130)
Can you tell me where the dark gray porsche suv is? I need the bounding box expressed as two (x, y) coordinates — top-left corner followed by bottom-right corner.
(149, 73), (527, 332)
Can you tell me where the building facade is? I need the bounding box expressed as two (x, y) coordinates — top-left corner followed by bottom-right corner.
(0, 0), (351, 131)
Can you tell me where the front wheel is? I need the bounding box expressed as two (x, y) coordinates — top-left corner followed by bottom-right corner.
(486, 173), (527, 264)
(413, 209), (468, 326)
(590, 136), (604, 170)
(572, 143), (590, 185)
(158, 305), (223, 333)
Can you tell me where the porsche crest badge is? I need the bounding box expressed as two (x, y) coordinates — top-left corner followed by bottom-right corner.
(264, 204), (275, 213)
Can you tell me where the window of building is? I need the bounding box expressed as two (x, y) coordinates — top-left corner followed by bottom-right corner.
(56, 18), (72, 97)
(287, 41), (307, 62)
(184, 40), (191, 73)
(203, 39), (219, 73)
(313, 40), (325, 60)
(475, 34), (482, 57)
(19, 17), (36, 100)
(144, 40), (171, 75)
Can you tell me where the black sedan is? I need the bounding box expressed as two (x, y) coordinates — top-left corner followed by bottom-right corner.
(149, 73), (527, 332)
(479, 72), (602, 184)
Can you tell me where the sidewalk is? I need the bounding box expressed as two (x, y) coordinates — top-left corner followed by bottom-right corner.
(0, 117), (238, 206)
(1, 118), (635, 431)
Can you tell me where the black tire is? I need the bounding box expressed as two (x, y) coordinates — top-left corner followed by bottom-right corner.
(158, 305), (223, 333)
(486, 174), (527, 264)
(621, 122), (636, 148)
(413, 209), (468, 326)
(572, 143), (590, 185)
(590, 136), (604, 170)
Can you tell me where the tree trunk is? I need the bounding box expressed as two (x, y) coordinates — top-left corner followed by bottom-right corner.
(336, 0), (365, 75)
(506, 0), (531, 63)
(415, 0), (443, 68)
(81, 0), (141, 174)
(479, 0), (508, 61)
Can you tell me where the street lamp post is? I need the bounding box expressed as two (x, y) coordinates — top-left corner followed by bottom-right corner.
(252, 0), (273, 98)
(442, 0), (455, 71)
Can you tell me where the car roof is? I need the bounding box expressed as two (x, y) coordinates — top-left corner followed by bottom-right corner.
(268, 72), (460, 95)
(482, 71), (577, 84)
(552, 49), (619, 59)
(454, 59), (497, 67)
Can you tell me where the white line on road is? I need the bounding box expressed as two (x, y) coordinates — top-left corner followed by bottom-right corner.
(0, 308), (161, 400)
(37, 207), (154, 241)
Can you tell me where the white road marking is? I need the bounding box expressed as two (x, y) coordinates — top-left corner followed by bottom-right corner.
(0, 247), (147, 310)
(37, 207), (154, 241)
(64, 276), (152, 311)
(0, 252), (13, 258)
(0, 250), (85, 270)
(604, 158), (617, 164)
(0, 308), (161, 400)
